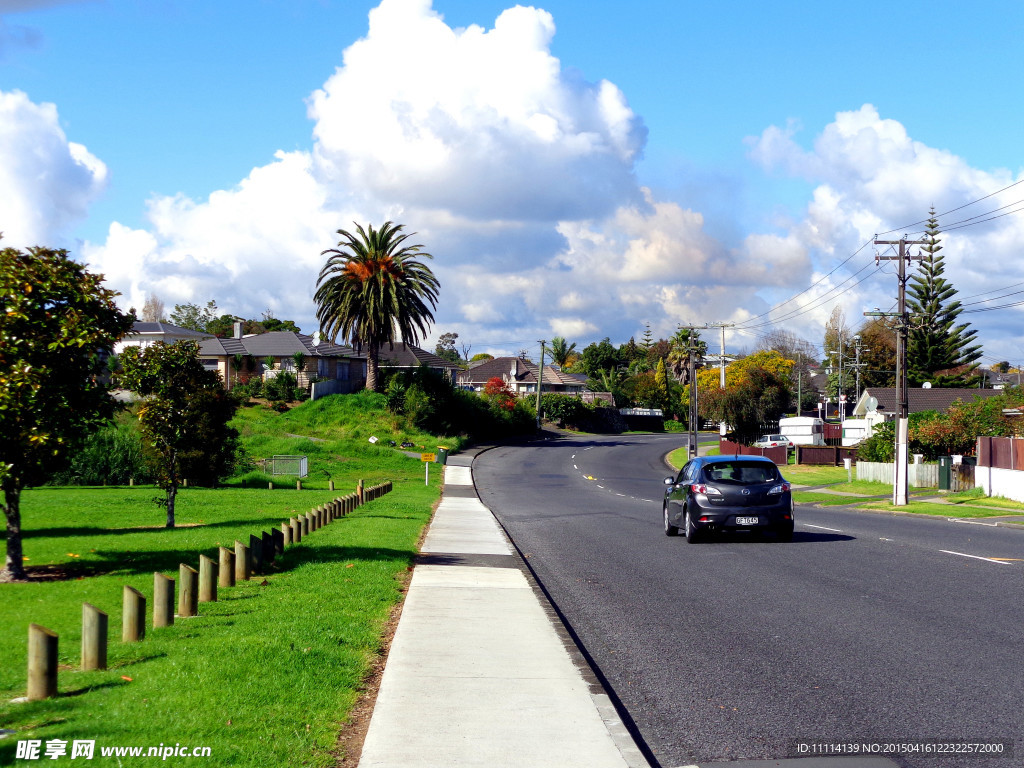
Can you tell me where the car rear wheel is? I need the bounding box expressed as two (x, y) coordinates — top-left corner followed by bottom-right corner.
(663, 504), (679, 536)
(685, 512), (700, 544)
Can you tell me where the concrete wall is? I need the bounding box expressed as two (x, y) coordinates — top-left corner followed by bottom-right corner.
(976, 466), (1024, 503)
(857, 461), (939, 488)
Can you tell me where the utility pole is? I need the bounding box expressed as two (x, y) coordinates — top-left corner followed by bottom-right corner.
(870, 236), (925, 506)
(535, 340), (546, 431)
(703, 322), (734, 439)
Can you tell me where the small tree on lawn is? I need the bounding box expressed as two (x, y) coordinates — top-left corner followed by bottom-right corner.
(119, 340), (240, 528)
(1, 244), (134, 581)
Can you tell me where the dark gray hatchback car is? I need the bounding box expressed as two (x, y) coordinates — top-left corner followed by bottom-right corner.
(663, 455), (794, 542)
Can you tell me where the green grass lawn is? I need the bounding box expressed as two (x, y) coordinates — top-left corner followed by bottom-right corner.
(793, 491), (868, 506)
(857, 499), (1024, 518)
(0, 392), (450, 766)
(943, 487), (1024, 511)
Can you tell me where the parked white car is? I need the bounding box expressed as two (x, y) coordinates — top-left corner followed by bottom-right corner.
(753, 434), (794, 449)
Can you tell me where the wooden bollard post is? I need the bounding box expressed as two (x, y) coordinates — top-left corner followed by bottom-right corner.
(122, 586), (146, 642)
(81, 604), (107, 671)
(291, 518), (301, 543)
(129, 477), (134, 487)
(179, 564), (198, 617)
(235, 540), (251, 581)
(329, 479), (335, 491)
(219, 547), (235, 587)
(282, 521), (292, 547)
(250, 533), (264, 573)
(199, 555), (217, 602)
(272, 526), (284, 555)
(27, 624), (58, 700)
(357, 479), (364, 505)
(302, 514), (310, 537)
(153, 572), (175, 627)
(297, 480), (302, 491)
(268, 481), (273, 490)
(262, 531), (274, 563)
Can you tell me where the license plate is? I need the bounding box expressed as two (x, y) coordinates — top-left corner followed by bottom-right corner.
(736, 516), (759, 526)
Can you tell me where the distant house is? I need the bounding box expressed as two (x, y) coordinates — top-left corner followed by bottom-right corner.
(457, 357), (585, 396)
(377, 342), (462, 380)
(198, 331), (366, 392)
(115, 321), (213, 354)
(851, 387), (1003, 419)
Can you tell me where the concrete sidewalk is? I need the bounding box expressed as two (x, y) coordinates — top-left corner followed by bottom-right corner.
(357, 454), (644, 768)
(356, 453), (899, 768)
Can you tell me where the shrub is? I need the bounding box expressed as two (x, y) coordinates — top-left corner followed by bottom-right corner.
(540, 393), (593, 429)
(46, 414), (152, 485)
(264, 372), (298, 402)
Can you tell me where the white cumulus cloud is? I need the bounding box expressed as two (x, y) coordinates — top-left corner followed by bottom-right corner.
(0, 89), (107, 248)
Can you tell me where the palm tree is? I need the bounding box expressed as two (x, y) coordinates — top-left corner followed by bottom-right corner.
(549, 336), (577, 368)
(667, 327), (706, 385)
(315, 222), (440, 392)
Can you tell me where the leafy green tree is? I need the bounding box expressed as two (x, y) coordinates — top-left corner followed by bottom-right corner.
(315, 222), (439, 392)
(260, 314), (301, 334)
(170, 300), (218, 332)
(577, 338), (622, 378)
(702, 365), (791, 445)
(907, 209), (982, 386)
(549, 336), (577, 368)
(119, 340), (240, 527)
(470, 353), (494, 363)
(434, 331), (461, 364)
(1, 244), (134, 580)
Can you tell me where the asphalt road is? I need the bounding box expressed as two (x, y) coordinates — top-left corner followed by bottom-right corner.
(473, 433), (1024, 768)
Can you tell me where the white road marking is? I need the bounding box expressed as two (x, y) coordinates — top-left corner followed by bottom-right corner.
(573, 465), (578, 470)
(803, 523), (843, 532)
(939, 550), (1012, 566)
(950, 518), (999, 527)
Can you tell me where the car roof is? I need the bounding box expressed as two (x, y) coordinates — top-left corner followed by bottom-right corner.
(697, 455), (775, 465)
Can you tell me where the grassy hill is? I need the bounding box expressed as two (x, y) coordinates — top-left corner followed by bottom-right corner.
(0, 392), (452, 766)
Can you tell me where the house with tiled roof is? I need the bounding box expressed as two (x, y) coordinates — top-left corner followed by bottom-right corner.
(377, 342), (462, 380)
(457, 356), (585, 396)
(198, 331), (365, 392)
(115, 321), (213, 354)
(851, 387), (1002, 418)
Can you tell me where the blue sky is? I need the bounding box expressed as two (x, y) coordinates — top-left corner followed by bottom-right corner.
(2, 0), (1023, 365)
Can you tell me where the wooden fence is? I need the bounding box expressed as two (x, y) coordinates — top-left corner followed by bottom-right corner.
(719, 440), (788, 465)
(796, 445), (859, 466)
(23, 479), (394, 700)
(977, 437), (1024, 470)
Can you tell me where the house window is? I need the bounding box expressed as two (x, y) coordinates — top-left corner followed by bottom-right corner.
(337, 361), (350, 381)
(318, 359), (329, 378)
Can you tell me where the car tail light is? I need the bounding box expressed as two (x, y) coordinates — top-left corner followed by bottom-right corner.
(691, 484), (721, 495)
(768, 482), (791, 495)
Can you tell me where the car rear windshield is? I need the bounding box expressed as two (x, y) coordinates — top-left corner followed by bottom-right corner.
(701, 462), (780, 485)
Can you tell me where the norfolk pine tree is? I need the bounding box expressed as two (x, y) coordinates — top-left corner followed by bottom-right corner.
(906, 209), (982, 387)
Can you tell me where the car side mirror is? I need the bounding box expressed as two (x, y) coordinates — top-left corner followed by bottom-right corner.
(664, 476), (676, 485)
